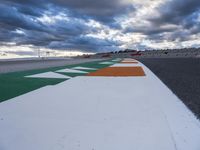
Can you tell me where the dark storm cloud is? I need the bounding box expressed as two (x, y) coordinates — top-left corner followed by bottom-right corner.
(2, 0), (47, 7)
(124, 0), (200, 44)
(151, 0), (200, 42)
(1, 0), (47, 17)
(16, 5), (45, 17)
(15, 18), (94, 47)
(48, 35), (121, 52)
(0, 4), (45, 31)
(123, 25), (178, 35)
(0, 0), (200, 52)
(0, 0), (132, 51)
(52, 0), (134, 23)
(2, 0), (134, 23)
(150, 0), (200, 26)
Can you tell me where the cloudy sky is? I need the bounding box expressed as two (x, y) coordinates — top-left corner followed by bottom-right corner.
(0, 0), (200, 58)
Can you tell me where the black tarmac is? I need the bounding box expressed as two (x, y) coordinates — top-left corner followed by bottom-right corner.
(139, 58), (200, 119)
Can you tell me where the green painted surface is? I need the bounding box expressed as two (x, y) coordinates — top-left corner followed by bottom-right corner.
(0, 59), (116, 102)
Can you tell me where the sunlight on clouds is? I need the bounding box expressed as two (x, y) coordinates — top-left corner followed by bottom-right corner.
(37, 12), (69, 25)
(86, 19), (102, 28)
(0, 0), (199, 58)
(181, 39), (200, 47)
(12, 29), (26, 35)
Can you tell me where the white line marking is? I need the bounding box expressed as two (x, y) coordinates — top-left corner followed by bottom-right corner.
(123, 58), (136, 61)
(25, 71), (71, 79)
(99, 62), (115, 64)
(56, 68), (88, 73)
(72, 66), (97, 70)
(110, 63), (141, 67)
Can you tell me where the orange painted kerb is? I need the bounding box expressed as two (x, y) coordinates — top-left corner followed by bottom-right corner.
(87, 67), (145, 76)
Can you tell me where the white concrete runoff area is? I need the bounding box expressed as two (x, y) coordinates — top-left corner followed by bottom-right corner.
(72, 66), (97, 70)
(111, 63), (141, 67)
(123, 58), (136, 61)
(25, 71), (71, 79)
(56, 68), (88, 73)
(0, 62), (200, 150)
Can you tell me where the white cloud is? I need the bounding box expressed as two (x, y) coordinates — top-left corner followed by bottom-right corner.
(0, 0), (199, 58)
(37, 12), (69, 25)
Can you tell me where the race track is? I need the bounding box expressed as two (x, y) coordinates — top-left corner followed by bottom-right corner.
(0, 58), (200, 150)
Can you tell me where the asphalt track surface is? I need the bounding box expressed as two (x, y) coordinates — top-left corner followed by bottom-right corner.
(0, 58), (103, 74)
(139, 58), (200, 118)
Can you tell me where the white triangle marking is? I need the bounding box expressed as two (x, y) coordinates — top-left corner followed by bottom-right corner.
(99, 62), (114, 64)
(56, 68), (88, 73)
(25, 72), (71, 79)
(72, 66), (97, 70)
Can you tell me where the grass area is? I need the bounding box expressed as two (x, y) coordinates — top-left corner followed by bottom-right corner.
(0, 59), (114, 102)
